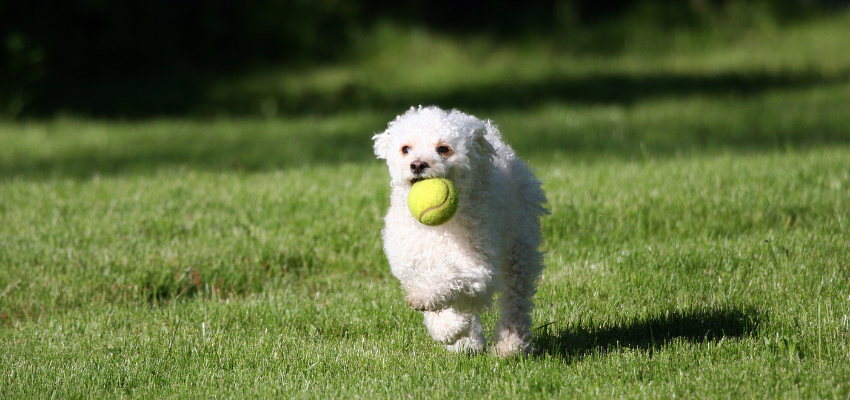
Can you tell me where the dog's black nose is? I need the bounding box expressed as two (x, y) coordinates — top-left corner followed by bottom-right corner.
(410, 161), (429, 174)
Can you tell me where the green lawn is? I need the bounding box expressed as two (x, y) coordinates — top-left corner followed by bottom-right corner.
(2, 10), (850, 399)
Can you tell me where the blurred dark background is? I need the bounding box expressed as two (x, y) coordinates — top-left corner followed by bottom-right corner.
(0, 0), (844, 118)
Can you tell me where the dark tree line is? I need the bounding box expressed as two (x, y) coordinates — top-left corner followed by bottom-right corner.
(0, 0), (837, 117)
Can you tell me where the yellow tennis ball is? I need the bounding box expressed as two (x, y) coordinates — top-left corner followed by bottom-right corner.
(408, 178), (458, 226)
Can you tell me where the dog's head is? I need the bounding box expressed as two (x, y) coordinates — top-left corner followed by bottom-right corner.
(373, 106), (495, 188)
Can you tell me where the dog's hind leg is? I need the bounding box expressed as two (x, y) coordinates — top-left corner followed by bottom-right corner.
(423, 308), (485, 353)
(492, 242), (544, 357)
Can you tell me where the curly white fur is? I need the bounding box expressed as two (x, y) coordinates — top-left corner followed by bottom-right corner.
(373, 106), (548, 357)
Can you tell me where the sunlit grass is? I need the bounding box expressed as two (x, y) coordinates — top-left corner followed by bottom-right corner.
(2, 150), (849, 398)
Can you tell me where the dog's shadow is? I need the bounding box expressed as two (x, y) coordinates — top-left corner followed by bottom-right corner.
(533, 306), (760, 360)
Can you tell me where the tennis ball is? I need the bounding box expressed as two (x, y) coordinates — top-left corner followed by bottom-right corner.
(408, 178), (458, 226)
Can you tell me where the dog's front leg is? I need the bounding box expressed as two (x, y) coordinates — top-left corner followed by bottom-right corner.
(404, 265), (493, 313)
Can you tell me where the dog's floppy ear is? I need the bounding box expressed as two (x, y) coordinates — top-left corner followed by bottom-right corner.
(372, 131), (390, 159)
(473, 126), (495, 157)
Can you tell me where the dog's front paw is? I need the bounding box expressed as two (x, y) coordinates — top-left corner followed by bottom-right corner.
(405, 288), (446, 312)
(406, 298), (428, 312)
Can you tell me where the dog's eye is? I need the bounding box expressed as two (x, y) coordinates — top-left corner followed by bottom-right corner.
(437, 146), (451, 155)
(401, 146), (411, 155)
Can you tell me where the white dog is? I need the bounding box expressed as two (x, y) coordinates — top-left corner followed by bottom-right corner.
(373, 106), (548, 357)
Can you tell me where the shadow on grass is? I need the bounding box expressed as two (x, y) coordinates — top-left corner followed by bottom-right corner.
(0, 128), (377, 180)
(254, 70), (850, 115)
(533, 306), (760, 360)
(32, 69), (850, 117)
(6, 70), (850, 180)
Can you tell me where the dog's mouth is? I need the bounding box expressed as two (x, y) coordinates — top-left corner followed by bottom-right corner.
(410, 175), (444, 185)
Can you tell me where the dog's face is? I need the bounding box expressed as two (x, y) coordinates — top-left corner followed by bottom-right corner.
(373, 107), (493, 189)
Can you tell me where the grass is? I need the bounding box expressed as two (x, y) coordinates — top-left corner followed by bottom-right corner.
(2, 9), (850, 399)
